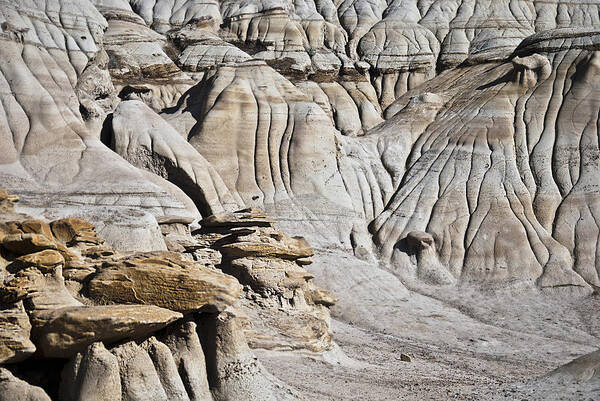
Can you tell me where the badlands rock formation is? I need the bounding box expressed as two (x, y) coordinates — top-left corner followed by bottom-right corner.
(0, 190), (326, 399)
(1, 0), (600, 399)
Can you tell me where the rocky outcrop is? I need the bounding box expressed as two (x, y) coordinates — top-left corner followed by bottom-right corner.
(0, 0), (195, 253)
(195, 209), (335, 352)
(93, 0), (195, 111)
(152, 59), (368, 252)
(58, 311), (290, 401)
(32, 305), (182, 358)
(10, 0), (598, 293)
(3, 0), (600, 399)
(87, 252), (242, 313)
(110, 99), (240, 216)
(0, 302), (35, 364)
(0, 190), (328, 399)
(199, 309), (283, 401)
(370, 33), (600, 294)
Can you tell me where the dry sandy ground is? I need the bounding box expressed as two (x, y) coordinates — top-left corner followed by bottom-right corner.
(257, 250), (600, 400)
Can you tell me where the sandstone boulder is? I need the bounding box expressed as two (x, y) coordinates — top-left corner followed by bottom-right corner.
(10, 250), (64, 274)
(50, 218), (103, 246)
(201, 209), (275, 229)
(31, 305), (182, 358)
(309, 288), (337, 307)
(0, 190), (18, 215)
(0, 234), (57, 256)
(219, 239), (313, 260)
(87, 252), (242, 313)
(0, 302), (35, 364)
(0, 220), (54, 241)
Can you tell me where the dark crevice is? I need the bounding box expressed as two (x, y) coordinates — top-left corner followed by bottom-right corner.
(7, 359), (66, 399)
(100, 113), (114, 149)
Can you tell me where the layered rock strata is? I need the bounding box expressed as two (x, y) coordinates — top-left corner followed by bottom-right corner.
(195, 209), (336, 351)
(0, 191), (327, 400)
(0, 0), (196, 253)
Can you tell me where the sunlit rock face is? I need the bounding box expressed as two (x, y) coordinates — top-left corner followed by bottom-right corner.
(2, 0), (600, 288)
(2, 1), (600, 398)
(0, 195), (316, 400)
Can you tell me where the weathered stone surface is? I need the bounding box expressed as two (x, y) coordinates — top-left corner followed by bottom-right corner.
(50, 218), (103, 246)
(31, 305), (182, 358)
(202, 209), (275, 228)
(0, 0), (196, 252)
(205, 223), (318, 296)
(519, 349), (600, 400)
(170, 25), (251, 74)
(11, 250), (64, 274)
(141, 337), (190, 401)
(0, 220), (54, 242)
(0, 302), (35, 364)
(219, 239), (313, 260)
(543, 349), (600, 384)
(308, 288), (337, 307)
(0, 234), (57, 256)
(2, 0), (600, 398)
(111, 341), (169, 401)
(0, 196), (301, 398)
(110, 100), (239, 216)
(0, 368), (51, 401)
(160, 319), (212, 401)
(97, 2), (194, 111)
(0, 190), (18, 215)
(404, 231), (455, 286)
(161, 60), (363, 251)
(371, 39), (600, 293)
(198, 210), (334, 352)
(3, 264), (82, 312)
(87, 252), (242, 313)
(60, 336), (198, 401)
(59, 328), (213, 401)
(60, 342), (122, 401)
(200, 310), (280, 401)
(2, 0), (600, 262)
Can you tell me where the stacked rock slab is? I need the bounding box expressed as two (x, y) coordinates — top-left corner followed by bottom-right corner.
(0, 190), (303, 400)
(0, 192), (36, 364)
(196, 208), (336, 352)
(86, 251), (242, 313)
